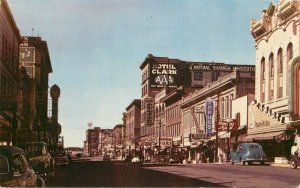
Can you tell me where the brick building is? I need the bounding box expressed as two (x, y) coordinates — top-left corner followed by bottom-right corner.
(0, 0), (22, 146)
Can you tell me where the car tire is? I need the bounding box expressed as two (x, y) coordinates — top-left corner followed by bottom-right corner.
(230, 160), (234, 165)
(290, 159), (297, 169)
(241, 161), (245, 165)
(36, 176), (45, 187)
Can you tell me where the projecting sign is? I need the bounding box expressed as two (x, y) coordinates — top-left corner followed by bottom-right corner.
(205, 97), (214, 135)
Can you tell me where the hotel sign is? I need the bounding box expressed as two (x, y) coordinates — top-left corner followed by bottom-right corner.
(150, 63), (182, 88)
(189, 64), (255, 72)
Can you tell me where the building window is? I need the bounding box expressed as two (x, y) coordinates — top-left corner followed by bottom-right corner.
(278, 48), (283, 74)
(287, 42), (293, 61)
(212, 71), (219, 82)
(194, 71), (203, 81)
(269, 53), (274, 78)
(261, 57), (265, 80)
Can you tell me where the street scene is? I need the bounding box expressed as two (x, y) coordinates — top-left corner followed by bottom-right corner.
(2, 0), (300, 187)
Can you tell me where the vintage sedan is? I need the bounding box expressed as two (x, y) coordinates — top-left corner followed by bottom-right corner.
(229, 143), (267, 165)
(19, 142), (55, 182)
(0, 146), (45, 187)
(52, 152), (69, 165)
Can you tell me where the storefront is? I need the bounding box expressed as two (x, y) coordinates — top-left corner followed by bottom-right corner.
(245, 103), (294, 161)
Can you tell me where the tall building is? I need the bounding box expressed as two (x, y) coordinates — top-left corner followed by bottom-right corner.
(19, 36), (53, 143)
(249, 0), (300, 162)
(85, 127), (100, 156)
(0, 0), (22, 146)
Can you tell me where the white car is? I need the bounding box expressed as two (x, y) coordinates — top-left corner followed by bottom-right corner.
(131, 157), (140, 163)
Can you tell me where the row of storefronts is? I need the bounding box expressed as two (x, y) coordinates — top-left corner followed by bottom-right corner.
(130, 0), (300, 164)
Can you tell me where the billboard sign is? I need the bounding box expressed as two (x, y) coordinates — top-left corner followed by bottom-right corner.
(205, 97), (214, 135)
(150, 63), (182, 88)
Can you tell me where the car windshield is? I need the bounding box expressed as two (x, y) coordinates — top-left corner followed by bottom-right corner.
(25, 145), (44, 157)
(249, 144), (261, 150)
(0, 155), (9, 174)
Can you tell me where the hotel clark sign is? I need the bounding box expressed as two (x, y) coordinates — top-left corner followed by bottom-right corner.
(150, 63), (182, 88)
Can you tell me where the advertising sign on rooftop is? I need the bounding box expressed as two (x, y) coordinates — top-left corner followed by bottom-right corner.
(150, 63), (182, 88)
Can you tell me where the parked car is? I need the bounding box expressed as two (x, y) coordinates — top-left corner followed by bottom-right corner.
(131, 156), (141, 163)
(19, 142), (55, 182)
(0, 146), (45, 187)
(290, 134), (300, 169)
(229, 143), (267, 165)
(52, 152), (69, 165)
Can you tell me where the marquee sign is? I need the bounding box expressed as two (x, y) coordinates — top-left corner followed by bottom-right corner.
(150, 63), (182, 88)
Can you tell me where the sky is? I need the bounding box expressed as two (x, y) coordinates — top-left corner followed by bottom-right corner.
(7, 0), (278, 147)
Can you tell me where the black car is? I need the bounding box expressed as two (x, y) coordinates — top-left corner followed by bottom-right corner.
(0, 146), (45, 187)
(19, 142), (55, 182)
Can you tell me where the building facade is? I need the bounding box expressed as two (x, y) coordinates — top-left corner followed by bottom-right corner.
(19, 36), (53, 144)
(125, 99), (141, 156)
(85, 127), (100, 156)
(139, 54), (255, 162)
(99, 128), (113, 155)
(180, 70), (255, 163)
(249, 0), (300, 161)
(113, 124), (125, 159)
(0, 0), (22, 146)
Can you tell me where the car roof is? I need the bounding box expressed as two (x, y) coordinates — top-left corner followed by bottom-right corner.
(0, 146), (24, 157)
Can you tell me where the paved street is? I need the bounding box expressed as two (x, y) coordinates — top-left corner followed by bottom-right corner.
(145, 163), (300, 188)
(48, 159), (300, 187)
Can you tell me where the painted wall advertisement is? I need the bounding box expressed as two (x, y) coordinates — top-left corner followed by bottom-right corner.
(150, 63), (182, 88)
(205, 97), (214, 135)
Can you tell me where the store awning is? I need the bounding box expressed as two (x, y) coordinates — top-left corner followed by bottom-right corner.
(240, 131), (285, 142)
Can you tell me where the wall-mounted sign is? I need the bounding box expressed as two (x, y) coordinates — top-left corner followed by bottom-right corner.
(20, 37), (35, 78)
(218, 120), (237, 131)
(150, 63), (182, 88)
(205, 97), (214, 135)
(145, 97), (154, 126)
(189, 64), (255, 72)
